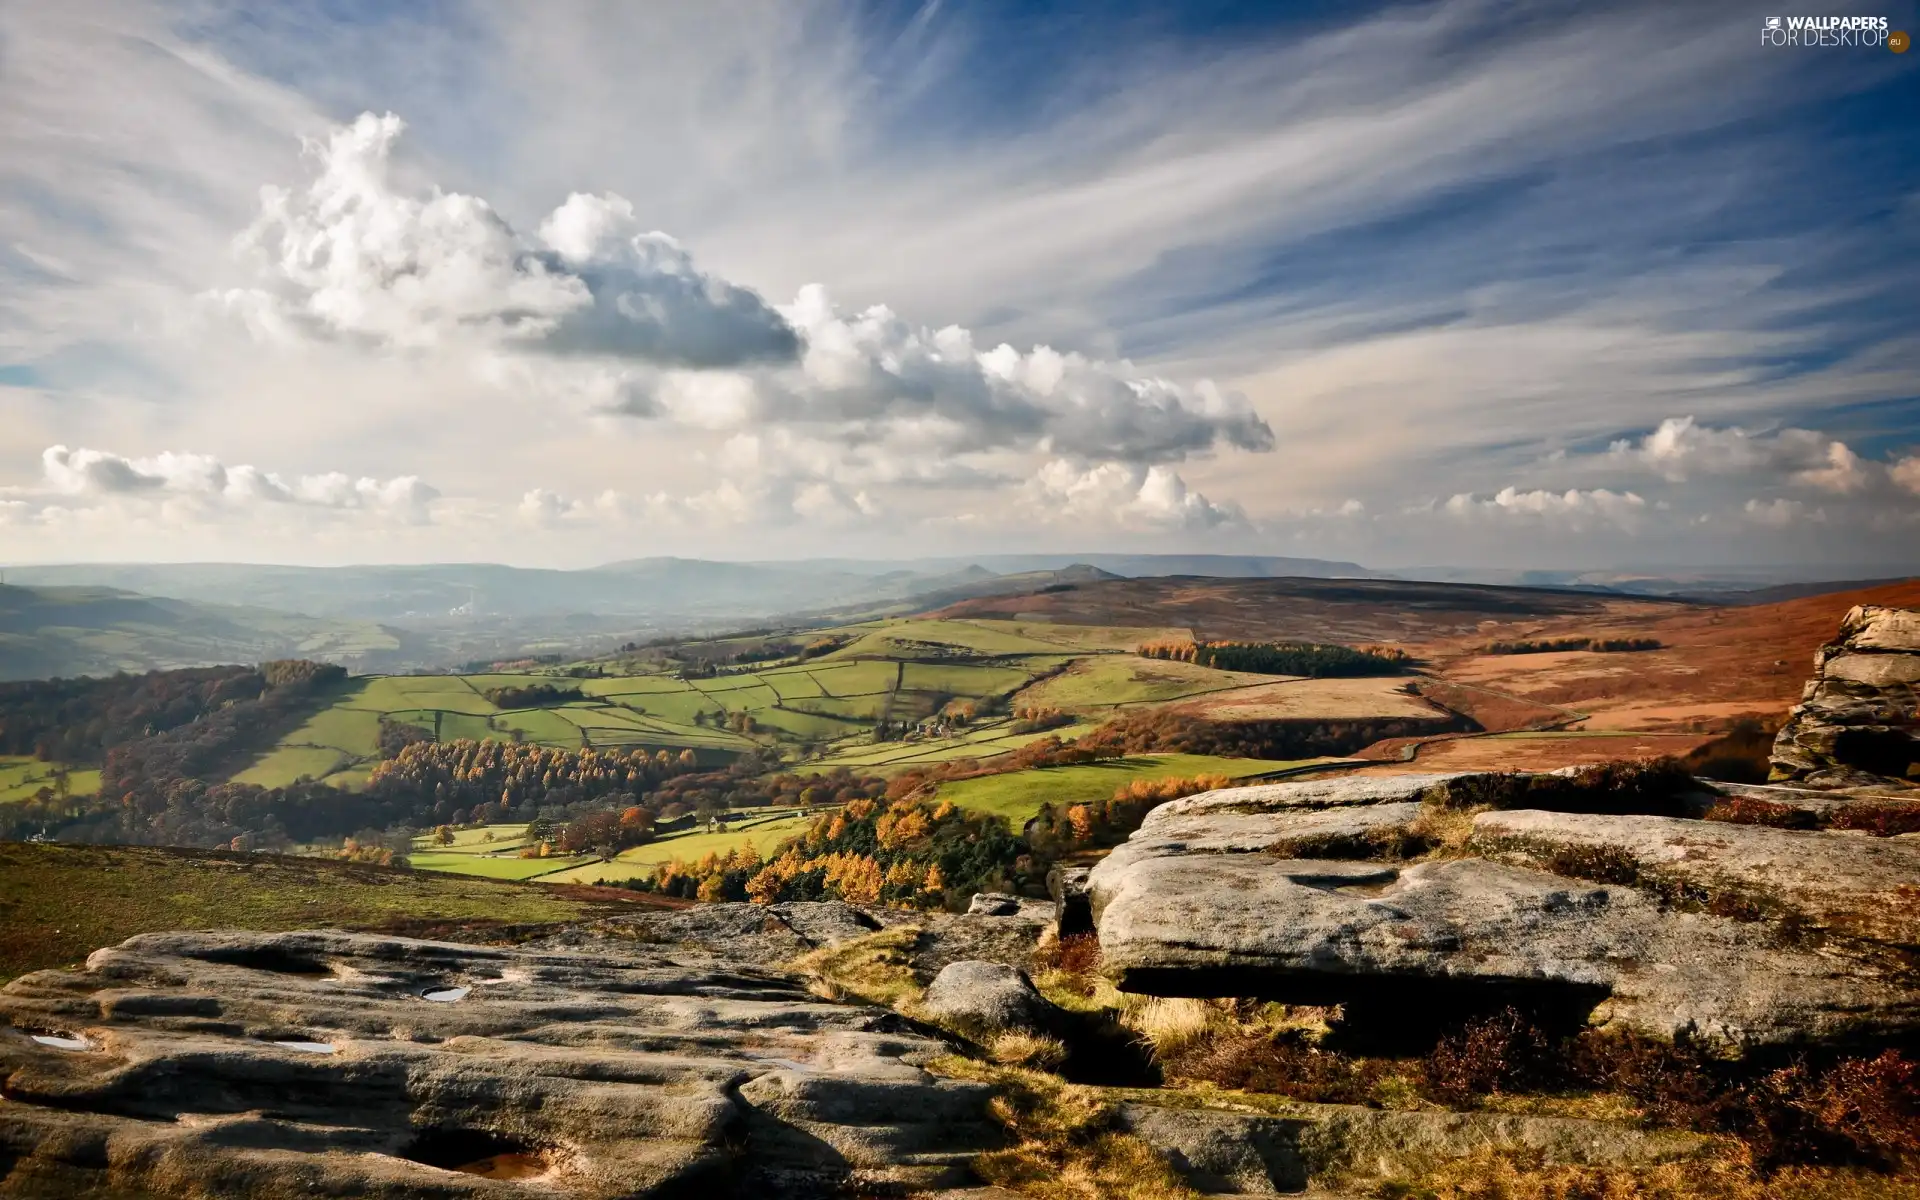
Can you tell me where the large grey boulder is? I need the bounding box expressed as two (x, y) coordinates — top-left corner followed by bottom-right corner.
(919, 960), (1058, 1037)
(0, 929), (999, 1198)
(1088, 771), (1920, 1045)
(1771, 604), (1920, 792)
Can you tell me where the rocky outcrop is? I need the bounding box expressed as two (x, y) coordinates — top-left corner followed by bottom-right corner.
(1088, 771), (1920, 1045)
(919, 961), (1060, 1038)
(0, 929), (1000, 1198)
(1772, 604), (1920, 792)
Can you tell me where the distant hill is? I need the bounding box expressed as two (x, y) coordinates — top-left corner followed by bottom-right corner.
(1392, 564), (1920, 598)
(0, 584), (404, 681)
(923, 574), (1684, 644)
(1697, 576), (1920, 606)
(2, 555), (1372, 626)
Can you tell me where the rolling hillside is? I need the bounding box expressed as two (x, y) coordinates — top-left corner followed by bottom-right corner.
(0, 584), (403, 681)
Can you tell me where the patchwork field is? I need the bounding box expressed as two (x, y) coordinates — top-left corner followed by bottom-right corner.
(803, 717), (1104, 772)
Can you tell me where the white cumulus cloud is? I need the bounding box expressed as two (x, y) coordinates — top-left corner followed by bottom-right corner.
(27, 445), (437, 522)
(220, 113), (797, 366)
(1028, 459), (1242, 531)
(1441, 486), (1647, 526)
(1610, 416), (1871, 493)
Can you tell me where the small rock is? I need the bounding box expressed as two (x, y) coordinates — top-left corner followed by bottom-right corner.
(1047, 865), (1094, 937)
(919, 960), (1056, 1036)
(966, 892), (1022, 916)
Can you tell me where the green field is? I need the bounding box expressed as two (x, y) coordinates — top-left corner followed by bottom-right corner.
(932, 753), (1320, 822)
(0, 842), (646, 984)
(1015, 654), (1284, 712)
(804, 717), (1104, 772)
(0, 756), (101, 804)
(413, 823), (532, 851)
(407, 851), (580, 880)
(544, 813), (818, 885)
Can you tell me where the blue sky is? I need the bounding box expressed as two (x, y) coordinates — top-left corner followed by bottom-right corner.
(1, 0), (1916, 569)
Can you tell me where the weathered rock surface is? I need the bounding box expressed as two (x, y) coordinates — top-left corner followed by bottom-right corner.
(0, 929), (999, 1198)
(1089, 772), (1920, 1045)
(534, 899), (1049, 977)
(919, 961), (1059, 1037)
(1472, 808), (1920, 949)
(1772, 604), (1920, 792)
(1114, 1100), (1711, 1194)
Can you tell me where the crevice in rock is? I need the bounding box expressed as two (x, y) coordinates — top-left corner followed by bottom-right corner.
(186, 946), (331, 977)
(397, 1128), (552, 1178)
(1113, 965), (1612, 1054)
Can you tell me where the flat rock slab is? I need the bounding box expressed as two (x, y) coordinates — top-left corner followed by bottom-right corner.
(0, 929), (998, 1198)
(1090, 774), (1920, 1045)
(1473, 809), (1920, 949)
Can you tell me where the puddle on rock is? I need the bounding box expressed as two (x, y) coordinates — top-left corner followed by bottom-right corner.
(30, 1033), (93, 1051)
(402, 1128), (550, 1180)
(272, 1040), (337, 1054)
(421, 986), (470, 1003)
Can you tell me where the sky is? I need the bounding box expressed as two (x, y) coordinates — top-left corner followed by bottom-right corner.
(1, 0), (1917, 571)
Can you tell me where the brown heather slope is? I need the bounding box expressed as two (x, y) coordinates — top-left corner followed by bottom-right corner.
(1420, 577), (1920, 733)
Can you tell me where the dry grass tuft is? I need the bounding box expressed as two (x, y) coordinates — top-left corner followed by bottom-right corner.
(991, 1030), (1071, 1070)
(787, 926), (926, 1010)
(937, 1057), (1202, 1200)
(1120, 996), (1227, 1061)
(1371, 1145), (1920, 1200)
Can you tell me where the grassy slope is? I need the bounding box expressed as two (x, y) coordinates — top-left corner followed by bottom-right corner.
(0, 583), (398, 682)
(933, 753), (1319, 822)
(0, 842), (639, 985)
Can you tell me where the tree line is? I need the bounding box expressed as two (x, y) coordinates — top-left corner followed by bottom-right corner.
(1137, 640), (1411, 676)
(618, 794), (1025, 907)
(1482, 637), (1662, 654)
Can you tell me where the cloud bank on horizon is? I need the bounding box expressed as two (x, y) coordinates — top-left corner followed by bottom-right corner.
(1, 0), (1916, 569)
